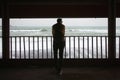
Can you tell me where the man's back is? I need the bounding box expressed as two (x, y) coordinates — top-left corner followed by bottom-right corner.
(52, 23), (65, 41)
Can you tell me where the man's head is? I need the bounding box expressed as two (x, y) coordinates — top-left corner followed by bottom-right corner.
(57, 18), (62, 23)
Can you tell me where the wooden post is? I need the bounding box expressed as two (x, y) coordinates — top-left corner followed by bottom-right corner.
(2, 0), (9, 61)
(108, 0), (116, 59)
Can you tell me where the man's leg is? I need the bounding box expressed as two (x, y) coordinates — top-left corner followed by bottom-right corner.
(58, 42), (65, 73)
(59, 48), (64, 71)
(53, 43), (58, 71)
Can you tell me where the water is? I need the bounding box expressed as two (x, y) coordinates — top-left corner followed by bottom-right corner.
(9, 26), (109, 36)
(8, 26), (120, 36)
(1, 26), (120, 36)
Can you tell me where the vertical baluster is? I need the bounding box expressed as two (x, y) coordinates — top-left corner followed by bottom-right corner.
(19, 37), (21, 59)
(33, 36), (34, 59)
(42, 36), (44, 59)
(98, 37), (100, 58)
(78, 36), (80, 59)
(9, 37), (11, 59)
(16, 37), (18, 59)
(10, 37), (12, 59)
(101, 36), (102, 59)
(119, 36), (120, 59)
(28, 36), (30, 59)
(51, 36), (53, 59)
(105, 36), (107, 58)
(83, 36), (84, 59)
(74, 36), (75, 58)
(96, 37), (98, 58)
(46, 36), (48, 58)
(18, 37), (20, 59)
(116, 37), (117, 59)
(87, 36), (89, 58)
(65, 37), (66, 59)
(15, 37), (17, 59)
(105, 36), (106, 58)
(23, 37), (26, 59)
(69, 36), (71, 58)
(37, 36), (39, 59)
(91, 36), (93, 58)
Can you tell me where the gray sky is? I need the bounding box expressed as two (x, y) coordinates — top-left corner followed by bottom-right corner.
(0, 18), (120, 26)
(10, 18), (108, 27)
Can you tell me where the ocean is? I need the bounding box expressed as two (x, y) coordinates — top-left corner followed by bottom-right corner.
(0, 26), (120, 36)
(8, 26), (109, 36)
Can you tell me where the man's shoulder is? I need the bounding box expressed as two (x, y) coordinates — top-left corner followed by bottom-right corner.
(52, 23), (57, 27)
(52, 23), (65, 28)
(62, 24), (65, 27)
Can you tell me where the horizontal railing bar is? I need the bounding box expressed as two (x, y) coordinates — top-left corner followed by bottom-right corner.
(8, 35), (114, 38)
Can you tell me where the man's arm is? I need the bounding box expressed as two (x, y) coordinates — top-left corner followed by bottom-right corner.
(52, 26), (55, 36)
(61, 25), (65, 36)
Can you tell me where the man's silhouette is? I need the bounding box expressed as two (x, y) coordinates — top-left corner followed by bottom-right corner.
(52, 18), (65, 75)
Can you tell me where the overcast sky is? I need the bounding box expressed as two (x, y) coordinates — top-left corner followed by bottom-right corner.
(10, 18), (108, 27)
(0, 18), (120, 26)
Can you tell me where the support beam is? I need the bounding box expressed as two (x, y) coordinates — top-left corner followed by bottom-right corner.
(108, 0), (116, 59)
(2, 0), (9, 60)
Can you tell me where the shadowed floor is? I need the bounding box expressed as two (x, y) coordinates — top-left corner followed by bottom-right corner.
(0, 66), (120, 80)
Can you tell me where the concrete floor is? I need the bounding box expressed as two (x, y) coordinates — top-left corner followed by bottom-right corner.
(0, 66), (120, 80)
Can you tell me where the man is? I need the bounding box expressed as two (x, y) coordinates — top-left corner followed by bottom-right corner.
(52, 18), (65, 75)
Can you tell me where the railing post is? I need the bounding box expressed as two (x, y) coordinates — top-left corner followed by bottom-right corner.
(108, 0), (116, 59)
(2, 0), (10, 61)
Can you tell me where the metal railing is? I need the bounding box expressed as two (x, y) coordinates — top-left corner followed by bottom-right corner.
(0, 36), (2, 59)
(9, 36), (120, 59)
(0, 36), (119, 59)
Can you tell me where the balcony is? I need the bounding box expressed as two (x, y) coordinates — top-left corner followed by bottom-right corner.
(0, 1), (120, 80)
(0, 0), (119, 66)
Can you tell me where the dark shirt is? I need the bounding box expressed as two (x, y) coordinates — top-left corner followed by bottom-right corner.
(52, 23), (65, 42)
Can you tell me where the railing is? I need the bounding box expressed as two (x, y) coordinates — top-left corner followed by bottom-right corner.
(9, 36), (120, 59)
(0, 36), (118, 59)
(116, 36), (120, 59)
(0, 36), (2, 59)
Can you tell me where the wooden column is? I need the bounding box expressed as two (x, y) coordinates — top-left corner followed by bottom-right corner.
(108, 0), (116, 59)
(2, 0), (9, 60)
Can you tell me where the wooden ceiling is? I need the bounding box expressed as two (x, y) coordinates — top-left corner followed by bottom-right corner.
(0, 0), (120, 18)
